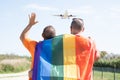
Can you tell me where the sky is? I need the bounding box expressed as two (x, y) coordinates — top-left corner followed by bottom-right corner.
(0, 0), (120, 56)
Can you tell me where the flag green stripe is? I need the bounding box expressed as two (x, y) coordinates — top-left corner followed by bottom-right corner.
(51, 35), (64, 79)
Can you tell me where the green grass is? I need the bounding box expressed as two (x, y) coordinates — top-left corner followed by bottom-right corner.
(0, 54), (31, 73)
(0, 59), (30, 73)
(93, 70), (120, 80)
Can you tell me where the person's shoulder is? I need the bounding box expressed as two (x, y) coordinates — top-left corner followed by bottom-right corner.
(87, 36), (97, 46)
(76, 35), (96, 44)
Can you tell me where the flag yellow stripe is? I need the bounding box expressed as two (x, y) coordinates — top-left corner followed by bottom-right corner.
(63, 34), (77, 80)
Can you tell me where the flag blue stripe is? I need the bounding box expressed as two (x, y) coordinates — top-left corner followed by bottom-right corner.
(39, 39), (52, 80)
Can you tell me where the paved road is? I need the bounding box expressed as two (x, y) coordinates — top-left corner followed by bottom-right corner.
(0, 70), (28, 80)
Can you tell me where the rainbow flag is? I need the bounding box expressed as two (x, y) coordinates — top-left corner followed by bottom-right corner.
(32, 34), (96, 80)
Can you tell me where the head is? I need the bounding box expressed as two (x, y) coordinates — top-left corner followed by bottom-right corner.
(42, 25), (56, 40)
(70, 18), (84, 35)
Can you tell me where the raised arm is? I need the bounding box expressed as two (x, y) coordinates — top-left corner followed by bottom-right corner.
(20, 13), (38, 43)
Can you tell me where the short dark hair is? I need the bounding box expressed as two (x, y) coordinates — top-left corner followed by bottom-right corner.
(71, 18), (84, 31)
(42, 25), (56, 40)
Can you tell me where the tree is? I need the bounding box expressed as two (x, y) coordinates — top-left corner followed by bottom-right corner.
(100, 51), (108, 58)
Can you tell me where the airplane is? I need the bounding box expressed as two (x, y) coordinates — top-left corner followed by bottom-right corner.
(53, 10), (76, 19)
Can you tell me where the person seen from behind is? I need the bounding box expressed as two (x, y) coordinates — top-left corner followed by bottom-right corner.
(70, 18), (100, 80)
(20, 13), (56, 80)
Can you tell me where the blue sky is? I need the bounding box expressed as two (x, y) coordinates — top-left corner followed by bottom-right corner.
(0, 0), (120, 56)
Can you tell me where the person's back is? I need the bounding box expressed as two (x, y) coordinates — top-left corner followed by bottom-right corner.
(20, 13), (56, 80)
(69, 18), (100, 80)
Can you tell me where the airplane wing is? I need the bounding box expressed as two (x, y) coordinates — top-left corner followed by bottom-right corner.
(53, 14), (63, 17)
(68, 15), (76, 17)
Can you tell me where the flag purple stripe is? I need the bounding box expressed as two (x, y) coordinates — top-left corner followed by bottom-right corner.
(32, 42), (43, 80)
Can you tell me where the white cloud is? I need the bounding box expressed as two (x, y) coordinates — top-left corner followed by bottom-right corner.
(68, 6), (95, 15)
(110, 7), (120, 13)
(109, 7), (120, 18)
(24, 3), (57, 11)
(24, 4), (95, 15)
